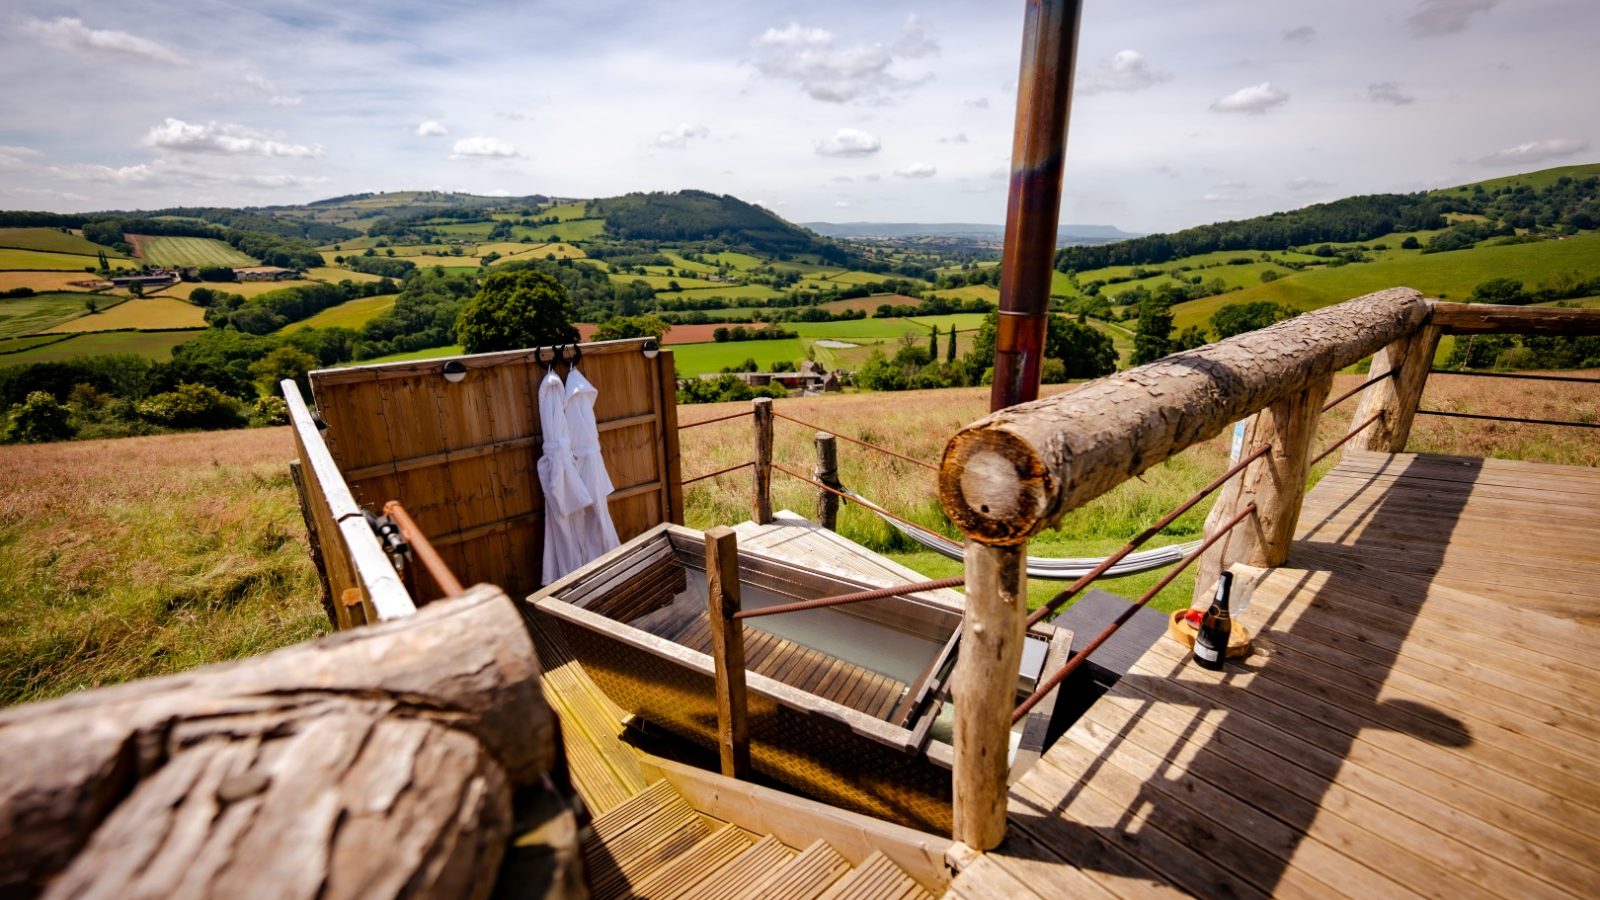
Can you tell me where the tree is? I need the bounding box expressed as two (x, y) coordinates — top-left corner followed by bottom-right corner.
(1209, 301), (1297, 340)
(591, 315), (671, 341)
(1131, 296), (1174, 365)
(128, 282), (144, 299)
(928, 327), (939, 360)
(1174, 325), (1209, 351)
(946, 325), (957, 362)
(1468, 277), (1526, 305)
(963, 312), (1117, 385)
(4, 391), (74, 444)
(1400, 236), (1421, 250)
(136, 383), (246, 430)
(454, 269), (578, 354)
(249, 346), (319, 399)
(84, 297), (98, 314)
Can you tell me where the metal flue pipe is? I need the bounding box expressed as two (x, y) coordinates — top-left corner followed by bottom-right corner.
(990, 0), (1085, 412)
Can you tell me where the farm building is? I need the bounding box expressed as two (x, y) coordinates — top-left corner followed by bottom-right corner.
(107, 271), (177, 288)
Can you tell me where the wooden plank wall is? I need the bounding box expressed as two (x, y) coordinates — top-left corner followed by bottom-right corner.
(310, 339), (684, 605)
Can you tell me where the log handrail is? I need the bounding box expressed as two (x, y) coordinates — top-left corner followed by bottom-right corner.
(1428, 301), (1600, 335)
(938, 287), (1429, 545)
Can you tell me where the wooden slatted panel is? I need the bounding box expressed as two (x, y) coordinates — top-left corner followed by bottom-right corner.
(310, 339), (682, 605)
(953, 450), (1600, 899)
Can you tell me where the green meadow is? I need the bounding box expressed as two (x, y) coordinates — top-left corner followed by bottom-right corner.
(133, 236), (255, 268)
(0, 292), (117, 338)
(281, 294), (399, 332)
(0, 330), (196, 365)
(0, 249), (129, 271)
(0, 228), (127, 257)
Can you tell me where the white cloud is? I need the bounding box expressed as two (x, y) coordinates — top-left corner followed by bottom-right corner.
(894, 163), (937, 179)
(50, 162), (158, 185)
(1282, 25), (1316, 43)
(815, 128), (881, 157)
(142, 118), (322, 157)
(1368, 82), (1416, 105)
(0, 145), (42, 170)
(653, 123), (710, 149)
(1478, 137), (1591, 166)
(892, 14), (939, 59)
(416, 121), (449, 137)
(751, 21), (929, 103)
(1408, 0), (1496, 37)
(1286, 176), (1335, 191)
(245, 74), (302, 107)
(451, 136), (519, 158)
(1210, 82), (1290, 114)
(1077, 50), (1170, 95)
(48, 158), (328, 190)
(22, 17), (186, 66)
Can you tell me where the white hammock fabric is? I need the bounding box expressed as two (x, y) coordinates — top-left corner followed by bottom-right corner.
(841, 487), (1202, 580)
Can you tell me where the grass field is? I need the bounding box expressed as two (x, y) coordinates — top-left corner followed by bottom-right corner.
(0, 228), (126, 257)
(518, 218), (607, 242)
(0, 248), (131, 272)
(656, 283), (785, 302)
(282, 294), (398, 332)
(156, 279), (323, 300)
(0, 329), (195, 365)
(1172, 232), (1600, 331)
(43, 298), (203, 333)
(130, 235), (255, 268)
(2, 368), (1594, 704)
(671, 338), (809, 375)
(540, 200), (594, 221)
(0, 429), (326, 704)
(0, 292), (114, 338)
(0, 334), (75, 355)
(356, 344), (465, 364)
(927, 284), (1000, 303)
(0, 271), (109, 293)
(305, 266), (385, 284)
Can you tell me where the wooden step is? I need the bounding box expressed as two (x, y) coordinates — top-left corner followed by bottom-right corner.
(621, 825), (759, 900)
(583, 781), (711, 899)
(677, 836), (797, 900)
(815, 852), (934, 900)
(735, 840), (851, 900)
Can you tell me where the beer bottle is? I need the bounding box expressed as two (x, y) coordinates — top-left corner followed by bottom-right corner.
(1194, 571), (1233, 671)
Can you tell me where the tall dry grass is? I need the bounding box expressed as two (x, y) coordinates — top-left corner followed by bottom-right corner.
(2, 369), (1592, 704)
(0, 428), (324, 705)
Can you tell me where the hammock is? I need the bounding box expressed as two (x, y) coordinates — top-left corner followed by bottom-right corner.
(841, 487), (1202, 581)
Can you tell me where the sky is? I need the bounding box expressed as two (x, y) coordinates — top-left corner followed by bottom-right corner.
(0, 0), (1596, 233)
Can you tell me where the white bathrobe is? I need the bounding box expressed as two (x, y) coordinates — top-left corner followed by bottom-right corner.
(564, 366), (621, 557)
(537, 367), (592, 584)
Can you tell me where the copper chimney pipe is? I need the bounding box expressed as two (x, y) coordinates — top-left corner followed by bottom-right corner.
(990, 0), (1084, 412)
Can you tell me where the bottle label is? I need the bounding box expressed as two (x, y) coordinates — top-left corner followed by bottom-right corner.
(1194, 642), (1220, 662)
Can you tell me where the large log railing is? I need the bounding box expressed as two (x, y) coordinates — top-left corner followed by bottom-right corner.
(936, 288), (1600, 849)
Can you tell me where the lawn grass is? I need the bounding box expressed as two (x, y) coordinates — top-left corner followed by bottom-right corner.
(0, 249), (132, 271)
(281, 293), (398, 332)
(0, 428), (326, 705)
(43, 298), (203, 333)
(0, 292), (115, 337)
(0, 228), (126, 256)
(0, 329), (195, 365)
(130, 235), (255, 268)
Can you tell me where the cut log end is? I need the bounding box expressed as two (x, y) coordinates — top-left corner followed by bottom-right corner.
(938, 428), (1053, 545)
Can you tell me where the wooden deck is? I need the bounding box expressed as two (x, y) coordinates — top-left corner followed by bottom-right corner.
(951, 450), (1600, 899)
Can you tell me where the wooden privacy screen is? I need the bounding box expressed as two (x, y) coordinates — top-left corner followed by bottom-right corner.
(309, 338), (683, 604)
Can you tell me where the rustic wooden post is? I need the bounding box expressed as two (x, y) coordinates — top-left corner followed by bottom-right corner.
(752, 397), (773, 524)
(705, 526), (750, 779)
(1193, 374), (1333, 605)
(952, 540), (1028, 849)
(814, 431), (840, 530)
(1350, 323), (1441, 454)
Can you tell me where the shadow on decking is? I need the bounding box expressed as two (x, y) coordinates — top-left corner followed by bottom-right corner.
(999, 454), (1482, 896)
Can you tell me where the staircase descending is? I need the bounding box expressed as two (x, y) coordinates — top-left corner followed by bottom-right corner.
(524, 614), (938, 900)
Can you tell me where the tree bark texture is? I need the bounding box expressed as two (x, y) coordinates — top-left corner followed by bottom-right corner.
(938, 288), (1428, 544)
(1429, 301), (1600, 335)
(0, 585), (558, 898)
(952, 541), (1027, 850)
(1351, 324), (1441, 454)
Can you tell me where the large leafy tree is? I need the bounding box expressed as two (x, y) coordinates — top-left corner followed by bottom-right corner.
(963, 312), (1119, 384)
(1131, 297), (1174, 365)
(455, 269), (579, 354)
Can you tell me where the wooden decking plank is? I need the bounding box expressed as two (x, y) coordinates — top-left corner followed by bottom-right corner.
(1111, 656), (1600, 890)
(1078, 689), (1575, 899)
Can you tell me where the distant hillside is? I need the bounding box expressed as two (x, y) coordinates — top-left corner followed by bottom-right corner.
(1057, 163), (1600, 272)
(804, 221), (1140, 245)
(596, 190), (858, 262)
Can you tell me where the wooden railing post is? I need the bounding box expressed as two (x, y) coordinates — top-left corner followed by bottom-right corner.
(1350, 324), (1441, 454)
(1193, 374), (1333, 605)
(752, 398), (773, 525)
(705, 526), (750, 779)
(952, 540), (1027, 849)
(814, 431), (840, 530)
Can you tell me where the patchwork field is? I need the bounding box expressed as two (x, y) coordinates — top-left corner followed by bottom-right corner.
(0, 271), (109, 293)
(0, 228), (126, 257)
(155, 279), (323, 300)
(0, 334), (76, 356)
(305, 266), (385, 284)
(0, 292), (114, 338)
(281, 294), (398, 332)
(0, 329), (195, 365)
(43, 298), (204, 333)
(129, 235), (255, 268)
(0, 249), (132, 272)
